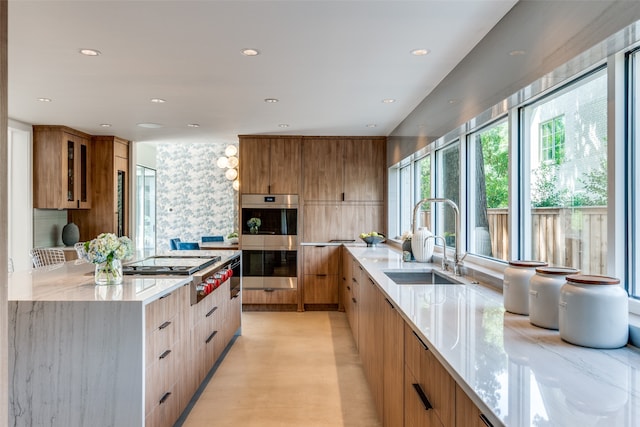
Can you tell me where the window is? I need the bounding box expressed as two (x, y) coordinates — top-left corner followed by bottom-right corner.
(468, 120), (509, 261)
(540, 115), (566, 163)
(630, 49), (640, 299)
(414, 155), (432, 231)
(436, 142), (460, 247)
(523, 69), (608, 274)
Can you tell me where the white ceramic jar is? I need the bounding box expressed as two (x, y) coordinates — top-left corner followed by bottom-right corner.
(503, 260), (547, 315)
(411, 227), (434, 263)
(559, 274), (629, 349)
(529, 266), (579, 330)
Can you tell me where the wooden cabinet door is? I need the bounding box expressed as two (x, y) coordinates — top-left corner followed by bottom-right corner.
(239, 136), (270, 194)
(302, 137), (343, 201)
(359, 274), (384, 421)
(455, 384), (489, 427)
(383, 297), (404, 427)
(269, 137), (300, 194)
(340, 204), (384, 241)
(344, 138), (385, 202)
(303, 274), (339, 304)
(303, 245), (340, 275)
(303, 204), (341, 242)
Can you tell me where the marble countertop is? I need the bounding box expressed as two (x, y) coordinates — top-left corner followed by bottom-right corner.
(346, 245), (640, 427)
(8, 250), (241, 304)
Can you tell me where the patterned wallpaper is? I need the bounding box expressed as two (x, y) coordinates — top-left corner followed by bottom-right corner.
(156, 143), (238, 252)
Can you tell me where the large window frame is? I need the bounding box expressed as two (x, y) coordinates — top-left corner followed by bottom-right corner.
(388, 27), (640, 313)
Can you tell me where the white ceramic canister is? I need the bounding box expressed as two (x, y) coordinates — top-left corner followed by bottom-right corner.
(411, 227), (434, 263)
(559, 274), (629, 349)
(503, 260), (548, 315)
(529, 266), (579, 330)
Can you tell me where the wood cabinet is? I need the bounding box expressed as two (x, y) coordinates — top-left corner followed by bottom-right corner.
(404, 322), (455, 427)
(383, 296), (405, 427)
(302, 203), (384, 242)
(33, 125), (92, 209)
(302, 137), (385, 202)
(239, 135), (301, 194)
(145, 284), (189, 427)
(69, 135), (129, 241)
(302, 245), (340, 306)
(359, 272), (384, 422)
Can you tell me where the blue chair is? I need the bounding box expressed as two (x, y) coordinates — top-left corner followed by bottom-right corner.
(202, 235), (224, 242)
(176, 242), (200, 250)
(170, 238), (181, 250)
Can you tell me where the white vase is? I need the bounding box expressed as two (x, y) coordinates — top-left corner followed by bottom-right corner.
(411, 227), (434, 263)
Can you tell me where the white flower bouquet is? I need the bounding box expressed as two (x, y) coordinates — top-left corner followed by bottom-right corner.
(84, 233), (133, 285)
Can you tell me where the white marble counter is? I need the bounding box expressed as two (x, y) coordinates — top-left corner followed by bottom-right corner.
(346, 245), (640, 427)
(7, 249), (241, 303)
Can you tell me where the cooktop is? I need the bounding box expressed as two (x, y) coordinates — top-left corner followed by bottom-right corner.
(123, 255), (221, 276)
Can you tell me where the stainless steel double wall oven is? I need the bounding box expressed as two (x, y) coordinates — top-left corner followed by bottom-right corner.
(241, 194), (298, 290)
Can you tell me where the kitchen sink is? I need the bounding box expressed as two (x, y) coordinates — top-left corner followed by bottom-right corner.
(383, 270), (462, 285)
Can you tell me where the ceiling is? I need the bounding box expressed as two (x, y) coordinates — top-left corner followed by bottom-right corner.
(8, 0), (518, 145)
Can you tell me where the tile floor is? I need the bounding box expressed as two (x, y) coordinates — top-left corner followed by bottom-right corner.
(179, 311), (381, 427)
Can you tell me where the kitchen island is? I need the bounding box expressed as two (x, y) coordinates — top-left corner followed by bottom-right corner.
(345, 245), (640, 427)
(8, 250), (241, 427)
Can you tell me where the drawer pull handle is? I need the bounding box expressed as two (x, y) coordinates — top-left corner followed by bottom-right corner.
(479, 414), (494, 427)
(368, 277), (375, 285)
(158, 321), (171, 330)
(385, 298), (394, 309)
(352, 297), (357, 304)
(159, 392), (171, 405)
(159, 349), (171, 360)
(412, 383), (432, 411)
(206, 306), (218, 317)
(314, 245), (327, 248)
(352, 278), (356, 282)
(159, 293), (172, 300)
(347, 286), (351, 291)
(264, 288), (275, 293)
(205, 330), (218, 344)
(316, 274), (327, 277)
(412, 330), (428, 350)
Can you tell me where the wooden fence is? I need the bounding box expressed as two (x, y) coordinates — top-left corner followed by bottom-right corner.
(486, 207), (607, 274)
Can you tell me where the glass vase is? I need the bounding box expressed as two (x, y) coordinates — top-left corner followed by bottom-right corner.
(95, 259), (123, 285)
(250, 226), (259, 234)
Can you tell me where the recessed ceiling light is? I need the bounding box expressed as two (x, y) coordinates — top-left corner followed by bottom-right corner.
(187, 123), (200, 128)
(382, 99), (396, 104)
(509, 50), (526, 56)
(137, 123), (164, 128)
(278, 124), (289, 128)
(241, 48), (260, 56)
(150, 98), (166, 103)
(448, 99), (459, 104)
(264, 98), (279, 103)
(410, 49), (430, 56)
(100, 123), (112, 128)
(37, 97), (52, 102)
(366, 124), (377, 128)
(79, 48), (101, 56)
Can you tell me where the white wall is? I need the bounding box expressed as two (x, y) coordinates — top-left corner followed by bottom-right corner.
(7, 120), (32, 271)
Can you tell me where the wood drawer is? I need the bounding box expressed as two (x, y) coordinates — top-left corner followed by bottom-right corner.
(145, 381), (181, 427)
(145, 345), (178, 416)
(243, 289), (298, 304)
(303, 274), (339, 304)
(145, 315), (178, 367)
(145, 290), (180, 336)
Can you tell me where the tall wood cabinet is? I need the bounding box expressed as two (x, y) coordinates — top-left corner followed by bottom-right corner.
(69, 135), (129, 241)
(238, 135), (301, 194)
(302, 137), (385, 202)
(33, 125), (92, 209)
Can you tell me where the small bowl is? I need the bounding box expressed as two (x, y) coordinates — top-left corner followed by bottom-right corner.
(361, 235), (386, 247)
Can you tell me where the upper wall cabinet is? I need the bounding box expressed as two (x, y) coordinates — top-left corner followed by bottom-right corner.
(33, 125), (92, 209)
(69, 136), (130, 241)
(302, 137), (385, 202)
(239, 136), (301, 195)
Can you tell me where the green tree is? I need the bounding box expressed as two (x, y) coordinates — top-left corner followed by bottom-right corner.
(480, 124), (509, 208)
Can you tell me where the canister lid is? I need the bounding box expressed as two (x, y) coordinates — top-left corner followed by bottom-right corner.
(508, 260), (548, 267)
(535, 266), (580, 275)
(565, 274), (620, 285)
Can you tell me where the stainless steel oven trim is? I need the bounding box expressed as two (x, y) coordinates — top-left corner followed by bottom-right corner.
(241, 194), (298, 208)
(243, 276), (297, 290)
(241, 235), (297, 249)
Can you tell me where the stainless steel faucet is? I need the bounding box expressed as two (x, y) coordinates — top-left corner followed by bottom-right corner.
(425, 235), (447, 270)
(412, 197), (466, 275)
